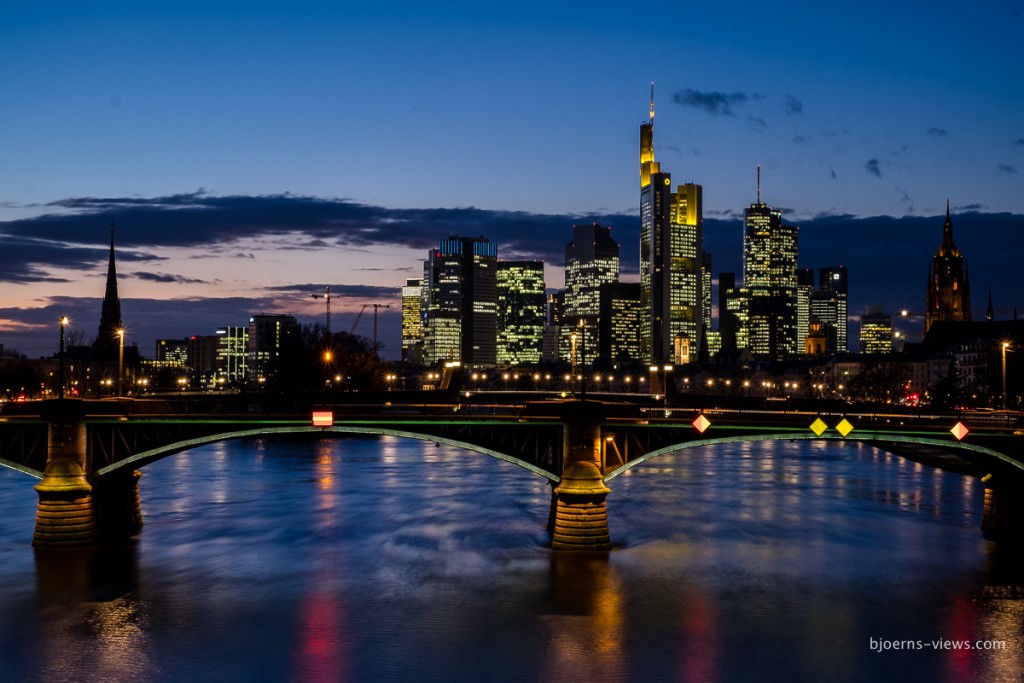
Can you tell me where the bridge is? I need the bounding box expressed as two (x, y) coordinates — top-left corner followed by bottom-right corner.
(2, 396), (1022, 550)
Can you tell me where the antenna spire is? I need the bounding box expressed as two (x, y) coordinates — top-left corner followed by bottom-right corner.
(649, 81), (655, 122)
(757, 164), (761, 204)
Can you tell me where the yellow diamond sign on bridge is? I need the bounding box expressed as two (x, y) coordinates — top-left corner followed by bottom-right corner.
(809, 418), (828, 436)
(835, 419), (854, 438)
(950, 422), (969, 441)
(692, 414), (711, 433)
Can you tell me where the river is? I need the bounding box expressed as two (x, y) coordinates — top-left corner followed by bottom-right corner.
(0, 436), (1021, 682)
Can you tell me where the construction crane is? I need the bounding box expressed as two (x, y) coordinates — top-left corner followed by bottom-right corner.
(349, 303), (392, 350)
(310, 286), (333, 333)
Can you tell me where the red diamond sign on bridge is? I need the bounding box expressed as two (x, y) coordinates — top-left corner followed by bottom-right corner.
(692, 414), (711, 434)
(950, 421), (969, 441)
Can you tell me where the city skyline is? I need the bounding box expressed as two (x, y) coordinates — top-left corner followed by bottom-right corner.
(2, 3), (1023, 358)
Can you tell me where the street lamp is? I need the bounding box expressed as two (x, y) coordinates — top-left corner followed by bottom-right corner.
(59, 317), (69, 400)
(1002, 342), (1011, 410)
(116, 328), (125, 396)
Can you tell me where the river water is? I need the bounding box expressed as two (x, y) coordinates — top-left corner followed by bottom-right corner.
(0, 436), (1022, 682)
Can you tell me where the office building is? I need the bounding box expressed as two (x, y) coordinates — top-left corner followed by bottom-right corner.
(497, 261), (546, 365)
(742, 168), (799, 360)
(860, 307), (893, 354)
(639, 89), (707, 364)
(216, 326), (248, 383)
(598, 282), (643, 365)
(247, 314), (298, 382)
(421, 236), (498, 366)
(401, 278), (423, 364)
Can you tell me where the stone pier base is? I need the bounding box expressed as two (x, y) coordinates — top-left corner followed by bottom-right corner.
(982, 481), (1024, 544)
(551, 461), (611, 551)
(33, 458), (97, 547)
(93, 470), (144, 541)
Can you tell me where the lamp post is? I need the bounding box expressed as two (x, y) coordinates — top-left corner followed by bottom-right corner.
(1002, 342), (1010, 410)
(59, 317), (69, 399)
(116, 328), (125, 396)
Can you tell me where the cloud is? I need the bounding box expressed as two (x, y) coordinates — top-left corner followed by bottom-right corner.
(926, 127), (948, 137)
(747, 116), (767, 130)
(865, 159), (882, 178)
(998, 163), (1017, 174)
(0, 191), (636, 278)
(131, 271), (214, 284)
(1011, 138), (1024, 146)
(264, 283), (400, 299)
(672, 88), (763, 116)
(785, 95), (803, 115)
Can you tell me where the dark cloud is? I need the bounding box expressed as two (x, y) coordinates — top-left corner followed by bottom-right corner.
(0, 191), (632, 276)
(785, 95), (804, 115)
(926, 127), (948, 137)
(1011, 139), (1024, 146)
(672, 89), (763, 116)
(264, 283), (400, 299)
(865, 159), (882, 178)
(0, 235), (160, 284)
(131, 271), (213, 284)
(747, 116), (768, 130)
(998, 163), (1017, 174)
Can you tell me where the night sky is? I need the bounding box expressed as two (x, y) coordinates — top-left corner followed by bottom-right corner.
(2, 2), (1022, 358)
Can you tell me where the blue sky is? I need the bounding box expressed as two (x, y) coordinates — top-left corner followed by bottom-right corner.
(1, 2), (1022, 358)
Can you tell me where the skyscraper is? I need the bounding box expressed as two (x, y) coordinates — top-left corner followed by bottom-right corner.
(497, 261), (546, 365)
(639, 88), (706, 364)
(401, 278), (423, 364)
(598, 282), (643, 365)
(742, 168), (799, 360)
(925, 201), (971, 335)
(817, 266), (848, 352)
(421, 236), (498, 366)
(564, 223), (620, 320)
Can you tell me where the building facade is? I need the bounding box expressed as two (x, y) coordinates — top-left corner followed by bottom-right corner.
(496, 261), (546, 365)
(421, 236), (498, 366)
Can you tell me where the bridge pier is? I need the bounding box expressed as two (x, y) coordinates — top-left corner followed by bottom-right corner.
(982, 475), (1024, 544)
(92, 470), (144, 540)
(551, 404), (611, 551)
(33, 401), (97, 547)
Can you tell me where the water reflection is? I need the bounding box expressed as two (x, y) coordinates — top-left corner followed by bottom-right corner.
(542, 552), (625, 681)
(0, 438), (1022, 682)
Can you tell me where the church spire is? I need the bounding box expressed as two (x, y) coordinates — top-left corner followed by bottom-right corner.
(97, 224), (123, 347)
(986, 290), (994, 321)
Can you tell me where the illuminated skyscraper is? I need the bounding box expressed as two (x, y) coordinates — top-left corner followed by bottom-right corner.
(215, 326), (248, 383)
(925, 201), (971, 335)
(815, 266), (848, 352)
(796, 268), (814, 353)
(421, 236), (498, 366)
(497, 261), (545, 365)
(401, 278), (423, 364)
(598, 282), (643, 364)
(860, 307), (893, 354)
(639, 87), (706, 364)
(565, 223), (619, 319)
(742, 168), (799, 360)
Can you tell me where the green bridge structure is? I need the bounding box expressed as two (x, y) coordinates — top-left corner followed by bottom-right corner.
(1, 396), (1022, 551)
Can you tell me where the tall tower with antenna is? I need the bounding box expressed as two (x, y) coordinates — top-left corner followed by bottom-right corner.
(639, 84), (706, 365)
